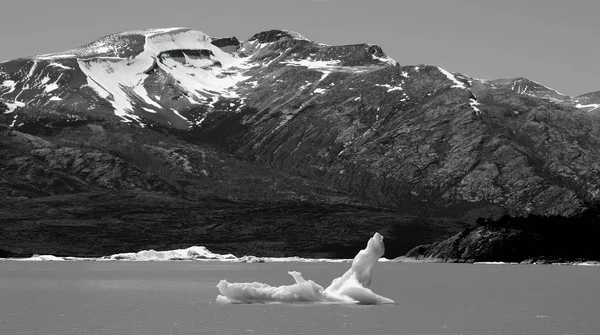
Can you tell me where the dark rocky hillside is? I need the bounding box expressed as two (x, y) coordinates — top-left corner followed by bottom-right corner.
(406, 207), (600, 263)
(1, 28), (599, 259)
(0, 123), (464, 258)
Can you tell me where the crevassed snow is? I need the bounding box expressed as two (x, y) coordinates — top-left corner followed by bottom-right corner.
(438, 67), (466, 89)
(216, 233), (394, 305)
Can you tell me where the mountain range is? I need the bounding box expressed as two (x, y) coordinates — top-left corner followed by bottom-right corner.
(1, 28), (599, 259)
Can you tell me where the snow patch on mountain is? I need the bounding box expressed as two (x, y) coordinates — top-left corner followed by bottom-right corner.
(371, 52), (397, 66)
(280, 30), (311, 42)
(524, 79), (565, 97)
(44, 81), (59, 93)
(438, 67), (467, 89)
(74, 29), (253, 123)
(4, 100), (25, 114)
(47, 62), (72, 70)
(283, 58), (341, 69)
(282, 57), (379, 81)
(575, 103), (600, 112)
(470, 98), (481, 114)
(133, 85), (162, 109)
(170, 108), (190, 123)
(375, 83), (403, 93)
(2, 80), (16, 94)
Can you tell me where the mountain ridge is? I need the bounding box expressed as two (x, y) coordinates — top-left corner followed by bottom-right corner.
(1, 27), (599, 258)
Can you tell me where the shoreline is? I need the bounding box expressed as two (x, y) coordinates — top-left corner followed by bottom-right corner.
(1, 247), (598, 266)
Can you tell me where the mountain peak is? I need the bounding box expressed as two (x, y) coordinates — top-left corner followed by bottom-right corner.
(32, 28), (214, 60)
(247, 29), (311, 43)
(487, 77), (569, 101)
(2, 26), (600, 252)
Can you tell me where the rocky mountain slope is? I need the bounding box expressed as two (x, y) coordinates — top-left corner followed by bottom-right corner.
(571, 91), (600, 113)
(405, 208), (600, 263)
(1, 28), (599, 258)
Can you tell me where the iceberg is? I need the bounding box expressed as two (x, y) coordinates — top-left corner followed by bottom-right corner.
(216, 232), (394, 305)
(102, 246), (238, 261)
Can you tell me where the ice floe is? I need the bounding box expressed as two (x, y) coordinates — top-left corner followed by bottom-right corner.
(216, 232), (394, 305)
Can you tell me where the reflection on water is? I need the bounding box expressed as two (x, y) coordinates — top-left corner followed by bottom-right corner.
(0, 261), (598, 335)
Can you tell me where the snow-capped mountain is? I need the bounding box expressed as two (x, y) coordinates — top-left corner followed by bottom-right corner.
(481, 77), (570, 101)
(0, 28), (396, 129)
(1, 28), (600, 258)
(2, 27), (597, 129)
(571, 91), (600, 113)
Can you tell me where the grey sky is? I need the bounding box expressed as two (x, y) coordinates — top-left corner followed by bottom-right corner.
(0, 0), (597, 96)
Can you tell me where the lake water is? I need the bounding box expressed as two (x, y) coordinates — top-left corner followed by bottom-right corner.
(0, 261), (598, 335)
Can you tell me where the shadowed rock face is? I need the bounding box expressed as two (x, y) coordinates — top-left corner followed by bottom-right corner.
(405, 211), (600, 263)
(248, 29), (305, 43)
(211, 36), (240, 53)
(1, 28), (600, 258)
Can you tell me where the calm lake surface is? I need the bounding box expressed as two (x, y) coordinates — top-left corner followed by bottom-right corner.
(0, 261), (598, 335)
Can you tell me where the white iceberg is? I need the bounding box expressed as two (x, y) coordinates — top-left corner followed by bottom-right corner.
(102, 246), (238, 261)
(216, 232), (394, 305)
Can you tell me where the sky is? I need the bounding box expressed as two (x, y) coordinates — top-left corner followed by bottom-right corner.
(0, 0), (597, 96)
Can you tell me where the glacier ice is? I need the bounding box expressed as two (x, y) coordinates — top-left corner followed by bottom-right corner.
(216, 232), (394, 305)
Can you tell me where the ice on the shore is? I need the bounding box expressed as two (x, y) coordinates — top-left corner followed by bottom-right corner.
(216, 232), (394, 305)
(2, 247), (356, 263)
(104, 246), (238, 261)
